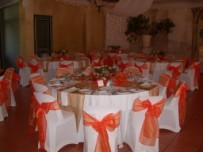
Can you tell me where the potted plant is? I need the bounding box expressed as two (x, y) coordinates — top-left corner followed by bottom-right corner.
(125, 15), (158, 48)
(125, 15), (151, 42)
(156, 18), (175, 35)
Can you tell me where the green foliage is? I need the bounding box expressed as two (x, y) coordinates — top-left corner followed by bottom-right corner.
(125, 15), (156, 42)
(125, 15), (175, 42)
(156, 18), (175, 35)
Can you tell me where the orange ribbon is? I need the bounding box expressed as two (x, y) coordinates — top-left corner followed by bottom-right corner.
(167, 64), (181, 80)
(134, 63), (148, 73)
(16, 56), (26, 69)
(29, 63), (41, 73)
(59, 63), (73, 68)
(113, 72), (127, 86)
(192, 63), (200, 87)
(174, 82), (189, 125)
(35, 99), (60, 149)
(100, 57), (114, 67)
(83, 111), (120, 152)
(118, 62), (131, 72)
(132, 98), (165, 146)
(0, 79), (9, 105)
(27, 96), (38, 135)
(12, 72), (20, 92)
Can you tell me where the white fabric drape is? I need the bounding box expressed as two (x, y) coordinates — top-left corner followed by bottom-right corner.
(109, 0), (153, 17)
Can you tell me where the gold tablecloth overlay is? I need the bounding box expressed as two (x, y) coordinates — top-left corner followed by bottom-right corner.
(57, 81), (159, 131)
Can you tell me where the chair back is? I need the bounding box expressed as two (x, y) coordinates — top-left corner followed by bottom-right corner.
(33, 92), (63, 121)
(16, 56), (26, 69)
(4, 68), (14, 81)
(83, 106), (121, 152)
(59, 60), (73, 68)
(32, 83), (49, 94)
(30, 73), (46, 85)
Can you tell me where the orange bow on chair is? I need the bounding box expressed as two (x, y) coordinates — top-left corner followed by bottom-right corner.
(59, 62), (73, 68)
(132, 98), (165, 146)
(12, 73), (20, 93)
(167, 64), (181, 80)
(29, 63), (41, 73)
(83, 111), (121, 152)
(16, 56), (26, 69)
(174, 82), (189, 125)
(35, 100), (60, 149)
(134, 63), (148, 73)
(0, 79), (9, 105)
(192, 63), (200, 87)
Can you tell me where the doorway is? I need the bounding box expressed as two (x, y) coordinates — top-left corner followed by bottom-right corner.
(34, 15), (52, 57)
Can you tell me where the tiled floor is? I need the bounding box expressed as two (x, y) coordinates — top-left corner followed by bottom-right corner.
(0, 75), (203, 152)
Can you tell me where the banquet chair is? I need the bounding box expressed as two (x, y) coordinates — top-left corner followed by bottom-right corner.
(124, 96), (165, 152)
(16, 56), (30, 86)
(83, 106), (121, 152)
(56, 67), (74, 78)
(32, 83), (50, 94)
(3, 67), (16, 107)
(33, 92), (77, 152)
(59, 60), (73, 68)
(157, 73), (176, 98)
(28, 57), (45, 77)
(134, 62), (149, 79)
(179, 62), (200, 91)
(30, 73), (46, 85)
(123, 66), (141, 81)
(159, 82), (188, 132)
(0, 76), (9, 121)
(166, 62), (182, 80)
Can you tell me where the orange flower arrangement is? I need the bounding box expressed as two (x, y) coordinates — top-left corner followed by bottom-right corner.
(113, 72), (127, 86)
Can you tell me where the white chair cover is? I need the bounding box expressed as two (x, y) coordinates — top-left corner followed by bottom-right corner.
(159, 95), (181, 132)
(32, 83), (49, 94)
(124, 96), (165, 152)
(4, 68), (16, 107)
(0, 102), (8, 121)
(180, 62), (200, 91)
(33, 92), (77, 152)
(83, 106), (121, 152)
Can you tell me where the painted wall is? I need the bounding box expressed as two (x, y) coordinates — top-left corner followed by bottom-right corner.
(2, 3), (20, 68)
(106, 8), (193, 58)
(19, 0), (105, 59)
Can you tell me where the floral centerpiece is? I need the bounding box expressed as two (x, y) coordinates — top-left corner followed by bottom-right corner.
(113, 72), (127, 86)
(93, 66), (116, 80)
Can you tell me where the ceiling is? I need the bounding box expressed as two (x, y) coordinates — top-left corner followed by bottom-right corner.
(1, 0), (203, 8)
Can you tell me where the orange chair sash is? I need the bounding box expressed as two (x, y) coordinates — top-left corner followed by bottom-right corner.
(174, 82), (189, 125)
(29, 63), (41, 73)
(35, 100), (60, 149)
(59, 62), (73, 68)
(134, 63), (148, 73)
(16, 56), (26, 69)
(167, 64), (181, 79)
(192, 63), (200, 87)
(83, 111), (121, 152)
(0, 79), (9, 105)
(12, 73), (20, 92)
(132, 98), (165, 146)
(118, 62), (131, 72)
(113, 72), (127, 86)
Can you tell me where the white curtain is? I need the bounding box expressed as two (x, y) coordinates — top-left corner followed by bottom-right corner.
(109, 0), (153, 17)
